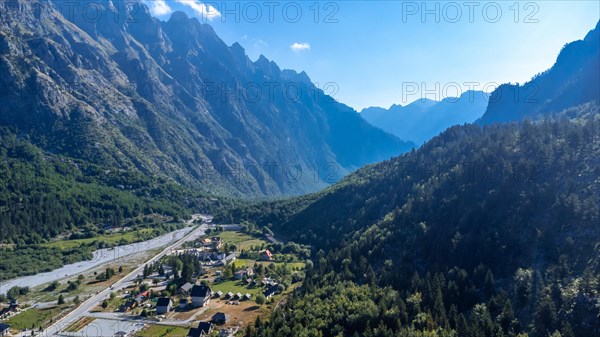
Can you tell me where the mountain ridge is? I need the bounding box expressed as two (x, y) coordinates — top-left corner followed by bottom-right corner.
(478, 20), (600, 124)
(361, 90), (489, 144)
(0, 0), (413, 197)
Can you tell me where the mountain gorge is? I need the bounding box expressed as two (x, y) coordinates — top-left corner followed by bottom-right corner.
(222, 22), (600, 337)
(361, 90), (489, 145)
(0, 1), (598, 335)
(0, 0), (412, 197)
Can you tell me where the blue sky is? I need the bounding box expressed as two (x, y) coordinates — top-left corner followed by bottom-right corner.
(142, 1), (600, 110)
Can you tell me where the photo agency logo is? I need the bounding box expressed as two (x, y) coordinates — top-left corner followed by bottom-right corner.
(400, 81), (539, 104)
(200, 80), (340, 104)
(401, 1), (540, 23)
(55, 0), (145, 23)
(14, 0), (342, 25)
(155, 1), (341, 24)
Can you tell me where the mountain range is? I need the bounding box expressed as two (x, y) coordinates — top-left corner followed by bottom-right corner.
(479, 20), (600, 124)
(0, 0), (413, 197)
(224, 20), (600, 337)
(361, 90), (489, 144)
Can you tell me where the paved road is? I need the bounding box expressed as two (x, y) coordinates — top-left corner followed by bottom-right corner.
(40, 215), (210, 337)
(86, 311), (195, 327)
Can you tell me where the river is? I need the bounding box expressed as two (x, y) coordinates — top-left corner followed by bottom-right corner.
(0, 226), (195, 294)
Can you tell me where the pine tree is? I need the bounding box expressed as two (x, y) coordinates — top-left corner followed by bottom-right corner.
(534, 295), (557, 336)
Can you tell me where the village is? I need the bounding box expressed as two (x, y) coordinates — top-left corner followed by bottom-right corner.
(0, 220), (310, 337)
(85, 225), (309, 337)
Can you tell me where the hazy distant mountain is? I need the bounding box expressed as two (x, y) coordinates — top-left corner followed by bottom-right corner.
(0, 0), (412, 197)
(361, 91), (489, 144)
(479, 20), (600, 124)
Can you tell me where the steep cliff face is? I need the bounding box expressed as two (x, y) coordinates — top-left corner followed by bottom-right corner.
(0, 0), (412, 196)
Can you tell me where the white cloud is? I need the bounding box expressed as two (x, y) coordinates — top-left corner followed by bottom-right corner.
(144, 0), (173, 16)
(255, 39), (268, 48)
(290, 42), (311, 52)
(175, 0), (222, 20)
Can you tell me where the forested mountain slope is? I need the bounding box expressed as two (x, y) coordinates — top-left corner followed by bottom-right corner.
(226, 112), (600, 337)
(0, 127), (227, 245)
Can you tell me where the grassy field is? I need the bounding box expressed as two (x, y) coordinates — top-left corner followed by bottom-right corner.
(234, 258), (256, 267)
(218, 232), (268, 250)
(234, 259), (305, 270)
(42, 228), (156, 250)
(7, 305), (69, 330)
(135, 325), (190, 337)
(210, 279), (264, 301)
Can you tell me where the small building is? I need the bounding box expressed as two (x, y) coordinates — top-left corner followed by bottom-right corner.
(234, 268), (255, 280)
(244, 293), (252, 300)
(135, 290), (150, 304)
(188, 322), (214, 337)
(258, 250), (273, 261)
(218, 329), (233, 337)
(212, 312), (229, 325)
(119, 300), (136, 313)
(217, 253), (237, 266)
(211, 237), (224, 249)
(235, 292), (243, 299)
(234, 270), (245, 280)
(261, 278), (278, 287)
(0, 323), (10, 337)
(181, 282), (194, 294)
(179, 299), (189, 309)
(201, 238), (212, 247)
(215, 291), (223, 298)
(199, 251), (226, 262)
(198, 322), (214, 335)
(226, 291), (234, 299)
(156, 298), (172, 314)
(191, 285), (212, 307)
(263, 285), (279, 299)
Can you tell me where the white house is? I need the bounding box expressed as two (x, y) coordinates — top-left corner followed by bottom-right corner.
(156, 298), (172, 314)
(191, 285), (212, 307)
(0, 323), (10, 337)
